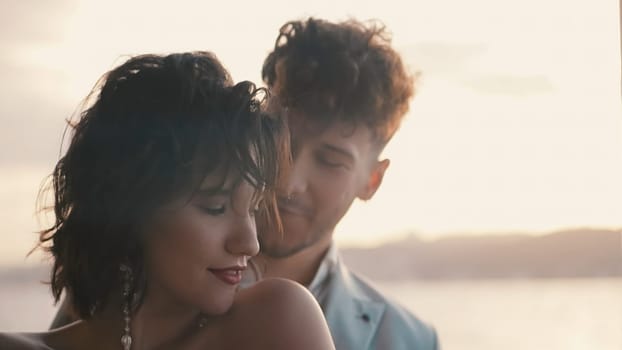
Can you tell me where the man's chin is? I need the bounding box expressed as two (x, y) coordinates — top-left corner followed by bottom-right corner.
(258, 219), (313, 258)
(258, 236), (314, 259)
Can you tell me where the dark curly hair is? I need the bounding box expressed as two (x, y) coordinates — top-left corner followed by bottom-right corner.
(37, 51), (289, 319)
(262, 18), (416, 147)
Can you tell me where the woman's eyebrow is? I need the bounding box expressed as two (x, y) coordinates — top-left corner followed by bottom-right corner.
(194, 188), (231, 198)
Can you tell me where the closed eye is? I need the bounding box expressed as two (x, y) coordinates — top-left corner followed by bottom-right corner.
(193, 188), (230, 216)
(197, 204), (226, 216)
(316, 153), (348, 169)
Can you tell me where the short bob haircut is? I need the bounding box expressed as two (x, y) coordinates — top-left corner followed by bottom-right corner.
(262, 18), (416, 147)
(38, 51), (288, 319)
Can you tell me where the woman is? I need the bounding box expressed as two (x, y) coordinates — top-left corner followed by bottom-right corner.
(0, 51), (335, 349)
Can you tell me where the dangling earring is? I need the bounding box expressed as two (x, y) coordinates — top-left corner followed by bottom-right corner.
(120, 264), (133, 350)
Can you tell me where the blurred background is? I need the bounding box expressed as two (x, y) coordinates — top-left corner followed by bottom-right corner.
(1, 0), (621, 349)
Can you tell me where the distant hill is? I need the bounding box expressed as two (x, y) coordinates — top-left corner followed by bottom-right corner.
(0, 264), (49, 283)
(340, 228), (622, 280)
(2, 229), (620, 283)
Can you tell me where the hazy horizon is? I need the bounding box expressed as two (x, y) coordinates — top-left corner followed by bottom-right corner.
(4, 226), (620, 268)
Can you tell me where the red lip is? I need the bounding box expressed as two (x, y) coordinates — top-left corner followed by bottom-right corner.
(208, 266), (246, 285)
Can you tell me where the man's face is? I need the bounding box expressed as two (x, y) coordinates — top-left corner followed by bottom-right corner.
(258, 115), (389, 258)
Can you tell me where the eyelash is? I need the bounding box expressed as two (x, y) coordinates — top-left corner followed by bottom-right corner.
(316, 154), (344, 168)
(198, 204), (226, 216)
(198, 202), (261, 216)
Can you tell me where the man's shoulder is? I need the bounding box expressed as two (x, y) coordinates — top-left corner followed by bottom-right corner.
(328, 259), (439, 349)
(347, 268), (436, 328)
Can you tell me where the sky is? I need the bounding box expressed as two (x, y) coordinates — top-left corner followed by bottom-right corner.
(1, 0), (621, 265)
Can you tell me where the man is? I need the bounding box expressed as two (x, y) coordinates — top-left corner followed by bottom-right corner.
(252, 18), (439, 350)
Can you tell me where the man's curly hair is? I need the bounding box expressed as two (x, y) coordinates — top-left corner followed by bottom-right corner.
(262, 18), (416, 146)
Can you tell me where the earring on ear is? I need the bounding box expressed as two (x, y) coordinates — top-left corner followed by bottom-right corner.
(120, 264), (133, 350)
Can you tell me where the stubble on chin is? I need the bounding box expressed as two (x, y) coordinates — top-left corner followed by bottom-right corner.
(257, 226), (329, 259)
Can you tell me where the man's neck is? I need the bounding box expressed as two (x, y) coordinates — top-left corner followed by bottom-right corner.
(255, 236), (333, 286)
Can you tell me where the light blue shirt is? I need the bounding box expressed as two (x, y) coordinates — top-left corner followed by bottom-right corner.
(307, 243), (439, 350)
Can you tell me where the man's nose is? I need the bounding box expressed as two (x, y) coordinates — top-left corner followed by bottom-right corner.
(280, 154), (309, 197)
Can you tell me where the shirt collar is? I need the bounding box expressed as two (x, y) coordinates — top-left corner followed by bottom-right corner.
(241, 242), (339, 294)
(307, 242), (339, 296)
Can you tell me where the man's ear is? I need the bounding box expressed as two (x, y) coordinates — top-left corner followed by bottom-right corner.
(358, 159), (390, 201)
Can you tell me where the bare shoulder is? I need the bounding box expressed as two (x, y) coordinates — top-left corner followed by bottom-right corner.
(230, 278), (335, 350)
(237, 278), (325, 324)
(238, 278), (315, 309)
(0, 332), (51, 350)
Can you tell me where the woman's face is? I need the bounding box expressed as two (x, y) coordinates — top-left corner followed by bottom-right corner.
(142, 170), (261, 315)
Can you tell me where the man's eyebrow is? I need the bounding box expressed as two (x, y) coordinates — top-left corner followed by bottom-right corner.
(320, 143), (354, 161)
